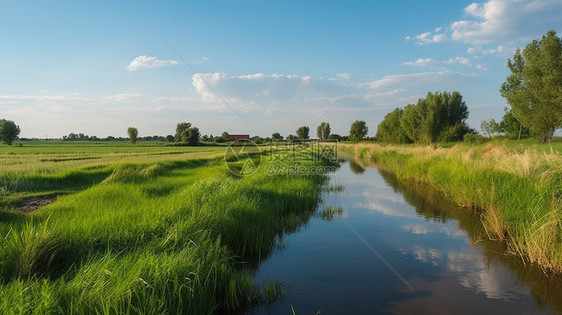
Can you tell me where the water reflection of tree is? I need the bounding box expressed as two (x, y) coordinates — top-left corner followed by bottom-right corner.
(348, 159), (366, 174)
(376, 167), (562, 313)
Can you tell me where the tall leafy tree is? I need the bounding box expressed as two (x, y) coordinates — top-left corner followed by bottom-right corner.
(316, 122), (331, 139)
(296, 126), (310, 139)
(500, 30), (562, 142)
(399, 91), (468, 144)
(181, 127), (200, 146)
(480, 119), (500, 138)
(349, 120), (368, 143)
(175, 122), (200, 145)
(0, 119), (21, 145)
(271, 132), (283, 141)
(376, 108), (411, 143)
(399, 104), (423, 143)
(500, 108), (533, 139)
(175, 122), (192, 142)
(127, 127), (138, 144)
(221, 131), (230, 141)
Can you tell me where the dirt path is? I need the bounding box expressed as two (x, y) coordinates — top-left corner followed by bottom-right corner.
(17, 197), (57, 213)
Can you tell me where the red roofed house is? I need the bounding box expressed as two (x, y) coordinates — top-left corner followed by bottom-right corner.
(228, 134), (250, 141)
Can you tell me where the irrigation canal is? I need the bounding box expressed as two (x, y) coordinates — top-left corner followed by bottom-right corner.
(249, 161), (562, 314)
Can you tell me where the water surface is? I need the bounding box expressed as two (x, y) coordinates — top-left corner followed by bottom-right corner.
(250, 161), (562, 314)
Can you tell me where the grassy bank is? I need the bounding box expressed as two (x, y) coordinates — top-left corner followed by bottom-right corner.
(341, 141), (562, 273)
(0, 143), (336, 313)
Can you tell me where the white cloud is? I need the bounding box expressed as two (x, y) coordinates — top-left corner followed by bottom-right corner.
(411, 1), (562, 47)
(337, 72), (351, 80)
(362, 70), (475, 90)
(482, 45), (508, 55)
(413, 31), (448, 45)
(127, 55), (179, 71)
(467, 45), (514, 58)
(403, 58), (437, 67)
(465, 2), (486, 18)
(444, 56), (472, 66)
(192, 56), (209, 64)
(364, 88), (407, 101)
(476, 64), (488, 71)
(452, 0), (562, 44)
(404, 56), (476, 68)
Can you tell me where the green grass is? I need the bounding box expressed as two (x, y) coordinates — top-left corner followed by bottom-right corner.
(0, 142), (337, 313)
(0, 142), (227, 208)
(342, 141), (562, 273)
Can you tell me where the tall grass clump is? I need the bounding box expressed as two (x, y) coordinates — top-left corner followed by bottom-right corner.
(341, 142), (562, 273)
(0, 150), (337, 313)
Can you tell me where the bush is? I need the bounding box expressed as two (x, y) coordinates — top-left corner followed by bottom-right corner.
(463, 133), (489, 144)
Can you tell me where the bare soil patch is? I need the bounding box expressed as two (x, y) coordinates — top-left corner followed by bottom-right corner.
(18, 197), (57, 213)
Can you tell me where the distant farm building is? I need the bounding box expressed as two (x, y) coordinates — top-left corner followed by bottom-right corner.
(228, 134), (250, 141)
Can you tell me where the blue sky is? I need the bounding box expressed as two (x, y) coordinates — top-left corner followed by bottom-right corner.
(1, 0), (561, 138)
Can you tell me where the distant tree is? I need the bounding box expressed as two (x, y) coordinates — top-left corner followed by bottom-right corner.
(127, 127), (138, 144)
(316, 122), (331, 139)
(182, 127), (200, 146)
(349, 120), (368, 143)
(500, 108), (533, 139)
(328, 134), (341, 141)
(0, 119), (21, 145)
(296, 126), (310, 139)
(376, 108), (411, 143)
(272, 132), (283, 141)
(500, 30), (562, 142)
(480, 119), (499, 138)
(175, 122), (192, 142)
(286, 134), (297, 142)
(253, 136), (264, 144)
(165, 135), (175, 142)
(221, 131), (230, 142)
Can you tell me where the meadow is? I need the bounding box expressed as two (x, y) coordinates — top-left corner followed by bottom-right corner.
(0, 141), (336, 313)
(341, 140), (562, 273)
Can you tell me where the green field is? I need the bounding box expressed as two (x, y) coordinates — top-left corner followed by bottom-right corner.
(342, 140), (562, 273)
(0, 142), (337, 313)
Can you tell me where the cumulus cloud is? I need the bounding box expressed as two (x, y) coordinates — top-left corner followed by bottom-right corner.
(444, 56), (472, 66)
(453, 0), (562, 44)
(405, 56), (474, 68)
(127, 55), (179, 71)
(411, 1), (562, 46)
(403, 58), (437, 67)
(412, 31), (448, 45)
(476, 64), (489, 71)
